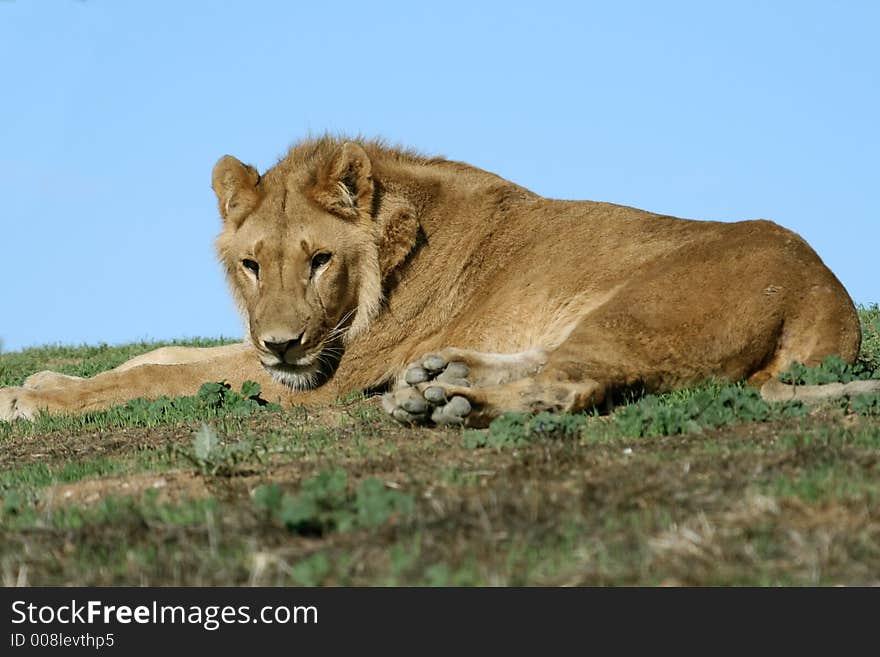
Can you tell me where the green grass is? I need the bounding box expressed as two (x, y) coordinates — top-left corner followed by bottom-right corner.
(1, 457), (133, 492)
(1, 308), (879, 585)
(4, 491), (220, 533)
(253, 469), (416, 536)
(857, 303), (880, 373)
(0, 379), (279, 442)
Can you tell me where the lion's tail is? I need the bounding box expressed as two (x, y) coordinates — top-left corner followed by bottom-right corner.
(760, 378), (880, 404)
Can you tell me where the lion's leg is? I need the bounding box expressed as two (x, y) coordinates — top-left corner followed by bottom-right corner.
(382, 346), (608, 428)
(110, 343), (252, 372)
(382, 300), (711, 427)
(395, 347), (549, 389)
(383, 372), (605, 428)
(1, 344), (311, 422)
(22, 371), (84, 390)
(23, 343), (251, 390)
(22, 343), (248, 390)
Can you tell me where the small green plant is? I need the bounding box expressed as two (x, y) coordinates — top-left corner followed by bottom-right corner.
(355, 478), (415, 528)
(465, 384), (810, 449)
(253, 469), (415, 536)
(289, 553), (333, 586)
(850, 394), (880, 417)
(174, 422), (267, 477)
(170, 383), (278, 476)
(463, 412), (590, 449)
(610, 385), (807, 438)
(2, 490), (30, 517)
(195, 380), (277, 415)
(779, 355), (879, 385)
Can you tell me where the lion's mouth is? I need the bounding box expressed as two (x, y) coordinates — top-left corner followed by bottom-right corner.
(261, 360), (323, 390)
(259, 342), (342, 390)
(264, 351), (320, 369)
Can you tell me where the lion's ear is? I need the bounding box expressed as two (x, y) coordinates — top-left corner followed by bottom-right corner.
(379, 199), (421, 278)
(311, 142), (374, 221)
(212, 155), (261, 227)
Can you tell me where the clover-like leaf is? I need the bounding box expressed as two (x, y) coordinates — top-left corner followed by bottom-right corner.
(241, 381), (261, 399)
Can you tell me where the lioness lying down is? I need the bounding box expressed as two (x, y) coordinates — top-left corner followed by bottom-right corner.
(2, 137), (876, 427)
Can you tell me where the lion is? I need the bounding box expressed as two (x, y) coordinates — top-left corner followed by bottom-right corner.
(2, 136), (876, 427)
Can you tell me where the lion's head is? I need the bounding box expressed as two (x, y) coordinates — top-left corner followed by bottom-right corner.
(211, 139), (419, 389)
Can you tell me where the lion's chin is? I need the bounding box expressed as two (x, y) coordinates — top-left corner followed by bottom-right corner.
(258, 339), (344, 390)
(262, 362), (324, 390)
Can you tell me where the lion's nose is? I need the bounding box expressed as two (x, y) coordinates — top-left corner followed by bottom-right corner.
(262, 332), (305, 359)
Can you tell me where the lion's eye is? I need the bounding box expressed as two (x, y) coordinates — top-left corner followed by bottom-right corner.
(311, 252), (332, 271)
(242, 259), (260, 277)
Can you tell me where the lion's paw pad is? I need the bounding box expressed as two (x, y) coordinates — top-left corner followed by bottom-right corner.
(402, 355), (471, 389)
(423, 386), (447, 404)
(383, 389), (472, 426)
(430, 395), (472, 425)
(404, 367), (430, 385)
(422, 355), (446, 372)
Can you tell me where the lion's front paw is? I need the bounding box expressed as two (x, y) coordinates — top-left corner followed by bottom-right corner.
(382, 354), (476, 426)
(382, 385), (473, 426)
(0, 387), (40, 422)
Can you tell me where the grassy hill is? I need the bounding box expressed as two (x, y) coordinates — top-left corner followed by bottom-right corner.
(0, 307), (878, 585)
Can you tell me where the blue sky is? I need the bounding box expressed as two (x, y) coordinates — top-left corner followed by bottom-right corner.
(1, 1), (877, 352)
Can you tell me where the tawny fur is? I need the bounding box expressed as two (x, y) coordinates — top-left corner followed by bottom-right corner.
(0, 136), (863, 425)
